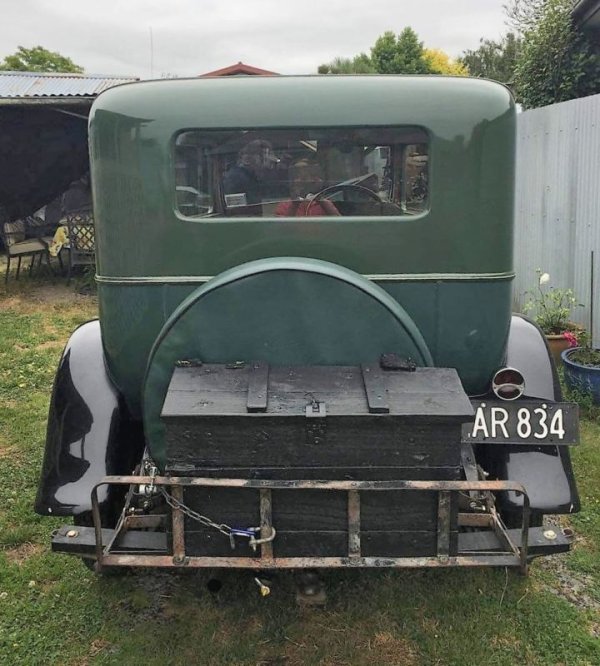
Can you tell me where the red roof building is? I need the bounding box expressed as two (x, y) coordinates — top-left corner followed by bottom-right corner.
(199, 62), (278, 77)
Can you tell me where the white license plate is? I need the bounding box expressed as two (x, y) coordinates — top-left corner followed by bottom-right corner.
(462, 401), (578, 445)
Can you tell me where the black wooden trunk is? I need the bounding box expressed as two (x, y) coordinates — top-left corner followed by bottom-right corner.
(161, 362), (473, 558)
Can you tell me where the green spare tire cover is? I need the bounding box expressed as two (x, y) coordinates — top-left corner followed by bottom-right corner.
(143, 257), (432, 468)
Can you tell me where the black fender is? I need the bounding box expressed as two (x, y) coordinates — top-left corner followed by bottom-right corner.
(34, 320), (144, 518)
(484, 314), (580, 516)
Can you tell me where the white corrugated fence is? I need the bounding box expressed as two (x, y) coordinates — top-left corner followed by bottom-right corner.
(513, 92), (600, 346)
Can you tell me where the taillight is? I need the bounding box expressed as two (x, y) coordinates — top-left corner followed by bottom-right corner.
(492, 367), (525, 401)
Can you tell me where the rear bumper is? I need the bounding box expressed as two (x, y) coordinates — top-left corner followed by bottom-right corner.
(51, 474), (574, 574)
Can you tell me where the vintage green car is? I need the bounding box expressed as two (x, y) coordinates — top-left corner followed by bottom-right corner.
(36, 75), (578, 581)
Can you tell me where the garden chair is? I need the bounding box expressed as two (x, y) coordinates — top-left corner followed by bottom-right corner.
(65, 209), (95, 283)
(1, 215), (53, 283)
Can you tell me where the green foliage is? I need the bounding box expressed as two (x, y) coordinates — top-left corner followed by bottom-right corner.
(567, 328), (600, 368)
(565, 380), (600, 420)
(459, 32), (522, 84)
(514, 0), (600, 108)
(372, 28), (432, 74)
(569, 348), (600, 368)
(523, 269), (581, 334)
(0, 45), (83, 73)
(317, 53), (375, 74)
(319, 27), (434, 75)
(504, 0), (547, 33)
(77, 264), (98, 295)
(370, 31), (398, 74)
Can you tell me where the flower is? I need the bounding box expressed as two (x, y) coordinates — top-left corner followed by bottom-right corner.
(523, 269), (581, 335)
(563, 331), (578, 347)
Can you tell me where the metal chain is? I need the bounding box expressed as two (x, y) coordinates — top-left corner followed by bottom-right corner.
(159, 487), (234, 537)
(159, 486), (277, 551)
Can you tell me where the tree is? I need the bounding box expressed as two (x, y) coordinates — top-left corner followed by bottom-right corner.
(371, 28), (432, 75)
(504, 0), (547, 33)
(459, 33), (521, 84)
(318, 53), (375, 74)
(318, 27), (468, 77)
(0, 46), (83, 73)
(424, 49), (469, 76)
(514, 0), (600, 108)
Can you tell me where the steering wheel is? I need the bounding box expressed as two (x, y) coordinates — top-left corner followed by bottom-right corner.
(312, 183), (383, 204)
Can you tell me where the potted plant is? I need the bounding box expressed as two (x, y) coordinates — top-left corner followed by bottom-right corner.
(562, 330), (600, 406)
(523, 270), (582, 364)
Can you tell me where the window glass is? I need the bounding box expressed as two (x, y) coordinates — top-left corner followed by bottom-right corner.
(174, 127), (428, 218)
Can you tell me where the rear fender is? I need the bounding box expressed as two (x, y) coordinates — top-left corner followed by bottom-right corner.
(34, 320), (144, 518)
(485, 314), (580, 515)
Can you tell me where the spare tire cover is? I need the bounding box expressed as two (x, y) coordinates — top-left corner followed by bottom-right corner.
(143, 257), (432, 467)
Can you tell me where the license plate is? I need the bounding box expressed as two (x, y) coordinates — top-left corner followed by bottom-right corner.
(462, 401), (579, 445)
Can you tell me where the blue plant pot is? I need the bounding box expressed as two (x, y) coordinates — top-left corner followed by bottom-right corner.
(561, 347), (600, 405)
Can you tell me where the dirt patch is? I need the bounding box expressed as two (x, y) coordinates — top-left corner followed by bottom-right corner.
(538, 516), (600, 614)
(3, 542), (44, 565)
(267, 618), (420, 666)
(0, 434), (15, 458)
(368, 631), (419, 665)
(89, 638), (111, 657)
(0, 445), (15, 459)
(540, 554), (599, 612)
(36, 340), (64, 351)
(0, 281), (97, 313)
(66, 638), (114, 666)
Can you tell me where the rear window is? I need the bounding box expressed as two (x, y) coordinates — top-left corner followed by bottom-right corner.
(174, 127), (428, 218)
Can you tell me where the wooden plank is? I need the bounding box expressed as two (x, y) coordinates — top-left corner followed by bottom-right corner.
(246, 362), (269, 413)
(165, 418), (462, 468)
(182, 487), (260, 528)
(181, 488), (448, 533)
(182, 529), (458, 558)
(361, 531), (459, 558)
(161, 365), (473, 419)
(167, 465), (462, 481)
(361, 364), (390, 414)
(272, 489), (347, 530)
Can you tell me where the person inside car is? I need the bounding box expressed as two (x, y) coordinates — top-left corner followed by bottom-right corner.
(223, 139), (278, 206)
(275, 158), (340, 217)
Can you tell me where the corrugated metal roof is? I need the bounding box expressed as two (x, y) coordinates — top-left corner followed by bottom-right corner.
(0, 71), (138, 98)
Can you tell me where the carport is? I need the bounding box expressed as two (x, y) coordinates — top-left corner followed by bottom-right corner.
(0, 71), (137, 221)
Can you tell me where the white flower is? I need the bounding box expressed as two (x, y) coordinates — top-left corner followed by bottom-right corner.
(539, 272), (550, 285)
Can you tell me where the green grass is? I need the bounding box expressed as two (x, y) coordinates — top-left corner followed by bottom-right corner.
(0, 278), (599, 665)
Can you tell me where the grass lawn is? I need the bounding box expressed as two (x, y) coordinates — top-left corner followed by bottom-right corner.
(0, 277), (599, 665)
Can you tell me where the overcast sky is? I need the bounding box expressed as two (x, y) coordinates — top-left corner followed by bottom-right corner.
(1, 0), (509, 78)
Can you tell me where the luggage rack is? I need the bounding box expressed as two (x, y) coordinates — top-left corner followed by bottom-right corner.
(58, 475), (547, 575)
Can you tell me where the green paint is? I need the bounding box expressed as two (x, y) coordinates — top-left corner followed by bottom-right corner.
(91, 75), (516, 437)
(141, 258), (433, 464)
(90, 76), (515, 278)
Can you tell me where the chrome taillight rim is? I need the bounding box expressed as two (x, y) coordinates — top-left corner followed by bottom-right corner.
(492, 367), (525, 401)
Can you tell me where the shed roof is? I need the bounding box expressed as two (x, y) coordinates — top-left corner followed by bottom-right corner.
(0, 71), (138, 99)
